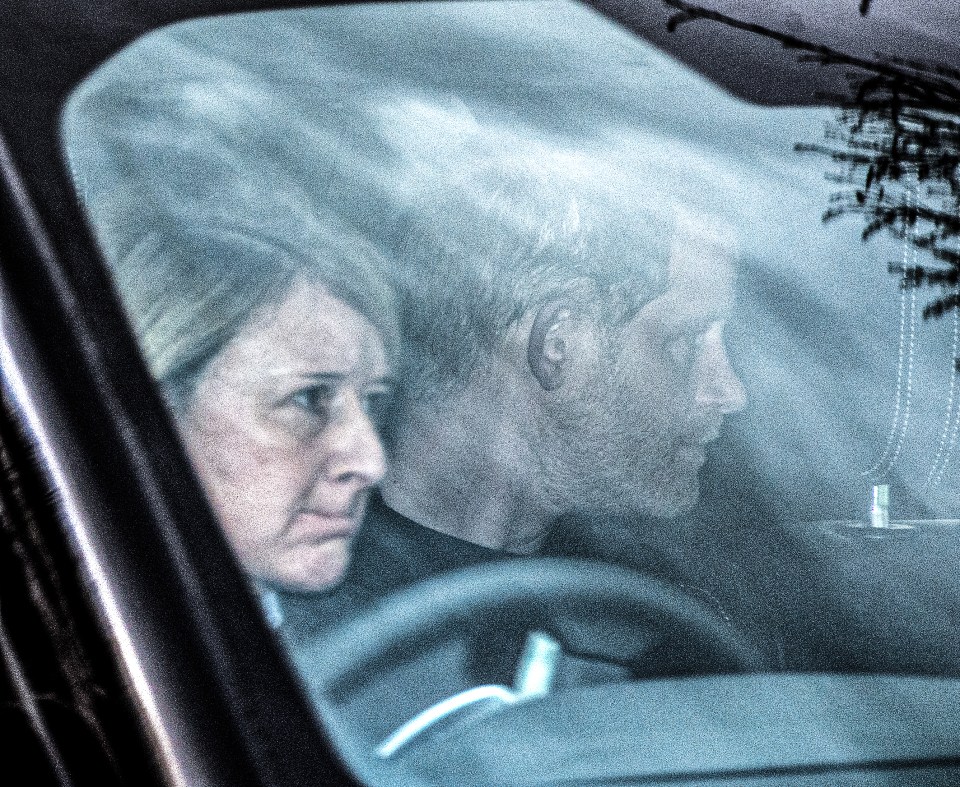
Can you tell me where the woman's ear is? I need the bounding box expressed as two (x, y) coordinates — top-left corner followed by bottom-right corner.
(527, 301), (573, 391)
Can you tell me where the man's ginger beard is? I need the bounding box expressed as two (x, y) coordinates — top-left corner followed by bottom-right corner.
(536, 349), (701, 520)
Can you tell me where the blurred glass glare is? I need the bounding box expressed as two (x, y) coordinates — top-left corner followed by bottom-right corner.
(63, 1), (959, 525)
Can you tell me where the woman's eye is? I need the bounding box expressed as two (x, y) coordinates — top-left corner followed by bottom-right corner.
(363, 389), (394, 431)
(291, 384), (337, 422)
(287, 383), (393, 432)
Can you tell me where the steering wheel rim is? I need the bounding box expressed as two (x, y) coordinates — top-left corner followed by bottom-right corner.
(297, 557), (766, 699)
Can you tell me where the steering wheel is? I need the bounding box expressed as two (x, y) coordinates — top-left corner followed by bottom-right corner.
(292, 558), (765, 770)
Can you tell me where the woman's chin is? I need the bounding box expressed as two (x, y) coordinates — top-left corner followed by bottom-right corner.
(269, 538), (353, 593)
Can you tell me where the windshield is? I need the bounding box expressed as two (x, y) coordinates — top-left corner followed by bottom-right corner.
(61, 1), (960, 782)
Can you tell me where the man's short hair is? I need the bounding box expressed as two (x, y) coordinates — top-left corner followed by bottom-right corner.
(387, 146), (674, 401)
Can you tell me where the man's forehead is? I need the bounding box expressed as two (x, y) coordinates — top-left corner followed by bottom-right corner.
(632, 219), (738, 328)
(668, 211), (738, 278)
(672, 216), (734, 284)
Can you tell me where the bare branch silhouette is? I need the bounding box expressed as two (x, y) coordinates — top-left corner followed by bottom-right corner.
(665, 1), (960, 364)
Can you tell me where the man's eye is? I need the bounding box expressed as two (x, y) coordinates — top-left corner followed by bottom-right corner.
(666, 331), (706, 367)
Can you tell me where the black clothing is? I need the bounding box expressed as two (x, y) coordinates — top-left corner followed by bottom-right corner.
(277, 494), (513, 647)
(278, 494), (778, 670)
(278, 495), (779, 747)
(348, 494), (510, 602)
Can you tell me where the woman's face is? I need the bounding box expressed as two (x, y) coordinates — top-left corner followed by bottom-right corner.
(180, 277), (391, 592)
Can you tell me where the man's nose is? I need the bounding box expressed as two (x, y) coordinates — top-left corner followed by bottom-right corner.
(322, 393), (387, 486)
(694, 337), (747, 415)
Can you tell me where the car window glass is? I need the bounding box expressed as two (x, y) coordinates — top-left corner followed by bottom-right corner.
(61, 0), (960, 780)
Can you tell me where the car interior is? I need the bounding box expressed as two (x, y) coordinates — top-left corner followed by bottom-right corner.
(2, 1), (960, 785)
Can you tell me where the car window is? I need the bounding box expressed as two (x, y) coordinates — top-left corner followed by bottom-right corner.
(60, 0), (960, 782)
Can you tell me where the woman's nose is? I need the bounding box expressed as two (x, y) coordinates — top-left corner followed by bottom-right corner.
(323, 393), (387, 486)
(694, 335), (747, 415)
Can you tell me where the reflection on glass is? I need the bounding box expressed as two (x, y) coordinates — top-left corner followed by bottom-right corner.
(61, 0), (960, 781)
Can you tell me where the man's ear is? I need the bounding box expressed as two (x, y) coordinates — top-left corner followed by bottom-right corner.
(527, 301), (572, 391)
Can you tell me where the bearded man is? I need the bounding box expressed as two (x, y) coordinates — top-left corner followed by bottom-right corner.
(323, 143), (747, 608)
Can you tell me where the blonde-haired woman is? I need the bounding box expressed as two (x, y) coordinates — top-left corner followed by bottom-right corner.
(100, 193), (397, 595)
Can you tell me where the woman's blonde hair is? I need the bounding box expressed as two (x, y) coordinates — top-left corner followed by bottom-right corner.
(65, 75), (398, 411)
(104, 204), (398, 412)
